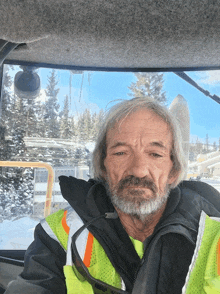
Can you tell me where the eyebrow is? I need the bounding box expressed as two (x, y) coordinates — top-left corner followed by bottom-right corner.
(109, 141), (168, 150)
(150, 141), (167, 150)
(109, 142), (127, 149)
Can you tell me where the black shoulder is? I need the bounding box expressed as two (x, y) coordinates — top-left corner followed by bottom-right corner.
(58, 176), (95, 203)
(179, 180), (220, 212)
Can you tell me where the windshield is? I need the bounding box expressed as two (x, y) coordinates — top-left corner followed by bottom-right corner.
(0, 64), (219, 250)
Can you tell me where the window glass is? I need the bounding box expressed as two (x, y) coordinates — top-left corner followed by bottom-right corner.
(0, 65), (219, 249)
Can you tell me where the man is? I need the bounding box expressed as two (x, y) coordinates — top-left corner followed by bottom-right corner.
(5, 97), (220, 293)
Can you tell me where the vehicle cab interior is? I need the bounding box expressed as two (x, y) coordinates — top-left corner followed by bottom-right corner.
(0, 0), (220, 292)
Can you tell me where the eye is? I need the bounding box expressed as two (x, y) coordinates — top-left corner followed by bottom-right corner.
(114, 151), (125, 156)
(151, 153), (162, 158)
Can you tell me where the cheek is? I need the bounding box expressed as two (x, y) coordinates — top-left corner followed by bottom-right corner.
(104, 158), (125, 181)
(153, 162), (174, 186)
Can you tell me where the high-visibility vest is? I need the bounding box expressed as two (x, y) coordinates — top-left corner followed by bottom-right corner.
(41, 208), (220, 293)
(182, 211), (220, 294)
(40, 206), (126, 293)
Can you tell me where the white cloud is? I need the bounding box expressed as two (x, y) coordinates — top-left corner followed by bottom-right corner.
(196, 71), (220, 85)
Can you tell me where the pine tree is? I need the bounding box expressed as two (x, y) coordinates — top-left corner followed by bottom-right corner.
(5, 66), (42, 137)
(91, 109), (105, 140)
(0, 65), (14, 132)
(44, 70), (60, 138)
(36, 97), (47, 137)
(0, 126), (13, 211)
(0, 126), (12, 161)
(74, 148), (83, 165)
(10, 127), (26, 161)
(129, 72), (166, 104)
(213, 141), (217, 151)
(205, 134), (209, 152)
(77, 109), (92, 141)
(196, 137), (203, 155)
(25, 97), (43, 137)
(60, 95), (72, 138)
(69, 115), (76, 137)
(91, 112), (98, 140)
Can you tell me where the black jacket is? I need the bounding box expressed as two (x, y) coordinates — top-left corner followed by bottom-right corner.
(4, 178), (220, 294)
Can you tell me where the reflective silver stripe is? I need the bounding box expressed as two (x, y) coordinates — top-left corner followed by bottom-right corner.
(121, 278), (126, 291)
(40, 218), (66, 251)
(65, 206), (89, 266)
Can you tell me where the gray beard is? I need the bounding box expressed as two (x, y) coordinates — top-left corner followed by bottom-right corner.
(105, 177), (170, 222)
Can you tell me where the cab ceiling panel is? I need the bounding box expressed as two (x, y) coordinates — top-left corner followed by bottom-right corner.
(1, 0), (220, 69)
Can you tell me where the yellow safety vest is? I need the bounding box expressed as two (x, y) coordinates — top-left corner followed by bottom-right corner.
(182, 211), (220, 294)
(41, 208), (220, 293)
(40, 206), (128, 293)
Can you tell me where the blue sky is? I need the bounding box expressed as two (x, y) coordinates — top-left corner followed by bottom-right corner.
(8, 66), (220, 144)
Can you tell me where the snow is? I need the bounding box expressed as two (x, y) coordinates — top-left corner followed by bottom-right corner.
(0, 216), (39, 250)
(85, 142), (95, 152)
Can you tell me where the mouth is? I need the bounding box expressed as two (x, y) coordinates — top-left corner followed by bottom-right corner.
(123, 186), (153, 191)
(116, 175), (158, 194)
(121, 186), (155, 198)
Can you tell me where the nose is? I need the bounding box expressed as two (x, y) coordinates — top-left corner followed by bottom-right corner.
(127, 153), (151, 179)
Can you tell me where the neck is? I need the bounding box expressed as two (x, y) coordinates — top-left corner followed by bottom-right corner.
(115, 202), (167, 242)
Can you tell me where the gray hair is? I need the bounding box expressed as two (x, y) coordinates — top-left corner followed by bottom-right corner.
(92, 97), (187, 188)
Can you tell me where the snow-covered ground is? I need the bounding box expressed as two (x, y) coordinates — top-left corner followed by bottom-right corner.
(0, 216), (39, 250)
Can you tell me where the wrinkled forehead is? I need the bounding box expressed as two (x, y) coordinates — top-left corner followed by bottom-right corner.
(106, 108), (173, 141)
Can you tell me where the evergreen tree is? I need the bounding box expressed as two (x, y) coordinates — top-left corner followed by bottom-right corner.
(205, 134), (209, 152)
(91, 112), (98, 140)
(78, 109), (92, 141)
(44, 70), (60, 138)
(36, 97), (47, 137)
(74, 148), (83, 165)
(1, 168), (34, 220)
(60, 95), (72, 138)
(0, 126), (34, 220)
(69, 115), (76, 137)
(195, 137), (203, 155)
(10, 127), (26, 160)
(0, 126), (12, 161)
(129, 72), (166, 104)
(25, 97), (43, 137)
(91, 109), (105, 140)
(0, 65), (14, 132)
(5, 66), (42, 137)
(0, 126), (13, 211)
(213, 141), (217, 151)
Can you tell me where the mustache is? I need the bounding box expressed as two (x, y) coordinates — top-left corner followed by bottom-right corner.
(117, 175), (158, 194)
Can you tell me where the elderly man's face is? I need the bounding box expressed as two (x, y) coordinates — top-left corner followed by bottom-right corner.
(103, 108), (178, 218)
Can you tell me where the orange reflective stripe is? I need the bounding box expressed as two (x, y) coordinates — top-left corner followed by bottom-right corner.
(83, 232), (94, 267)
(62, 210), (70, 234)
(217, 238), (220, 276)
